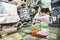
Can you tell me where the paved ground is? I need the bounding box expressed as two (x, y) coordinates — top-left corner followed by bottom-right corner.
(0, 24), (60, 40)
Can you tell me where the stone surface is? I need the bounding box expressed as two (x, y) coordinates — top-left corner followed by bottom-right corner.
(0, 24), (59, 40)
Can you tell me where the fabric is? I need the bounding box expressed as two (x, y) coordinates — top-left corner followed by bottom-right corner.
(38, 24), (48, 31)
(33, 13), (50, 36)
(37, 28), (49, 35)
(34, 13), (49, 26)
(0, 2), (20, 24)
(20, 9), (30, 21)
(32, 30), (47, 38)
(0, 2), (5, 14)
(0, 2), (8, 16)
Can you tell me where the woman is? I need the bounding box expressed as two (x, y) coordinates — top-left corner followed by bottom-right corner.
(32, 8), (50, 38)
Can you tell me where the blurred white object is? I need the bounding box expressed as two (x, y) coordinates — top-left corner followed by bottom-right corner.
(0, 2), (20, 24)
(37, 28), (49, 35)
(33, 14), (49, 26)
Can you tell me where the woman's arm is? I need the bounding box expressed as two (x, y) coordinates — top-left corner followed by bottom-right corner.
(34, 16), (46, 20)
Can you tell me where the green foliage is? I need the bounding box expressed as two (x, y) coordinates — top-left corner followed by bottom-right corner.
(41, 2), (46, 7)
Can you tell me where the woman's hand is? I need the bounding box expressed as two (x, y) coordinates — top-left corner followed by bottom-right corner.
(38, 7), (41, 14)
